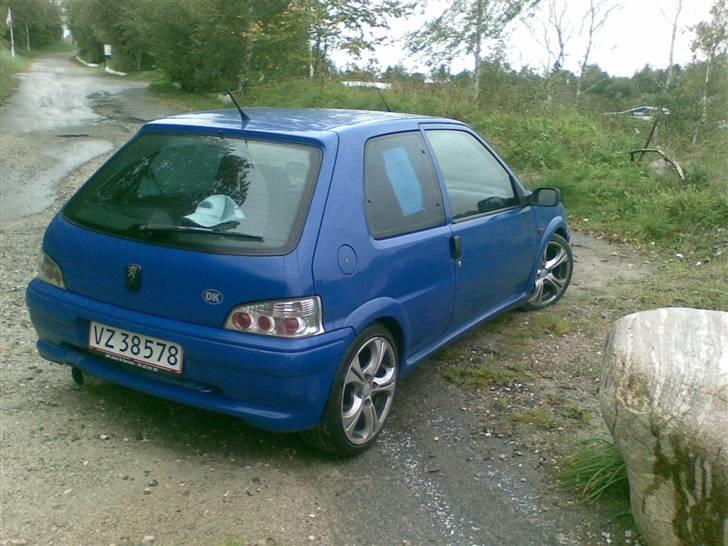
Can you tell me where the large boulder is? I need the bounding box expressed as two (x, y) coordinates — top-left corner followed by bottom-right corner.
(600, 308), (728, 546)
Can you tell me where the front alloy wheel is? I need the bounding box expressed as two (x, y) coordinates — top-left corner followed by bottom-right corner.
(301, 325), (398, 456)
(524, 234), (573, 310)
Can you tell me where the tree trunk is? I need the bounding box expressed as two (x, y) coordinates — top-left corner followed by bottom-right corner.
(576, 0), (598, 107)
(693, 58), (712, 145)
(25, 24), (30, 51)
(239, 2), (256, 94)
(472, 0), (484, 99)
(665, 0), (683, 88)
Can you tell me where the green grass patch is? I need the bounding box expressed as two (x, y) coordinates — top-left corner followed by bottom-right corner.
(526, 312), (573, 336)
(435, 345), (466, 363)
(441, 359), (528, 388)
(511, 407), (560, 429)
(561, 403), (591, 423)
(0, 49), (31, 103)
(559, 437), (629, 503)
(616, 256), (728, 312)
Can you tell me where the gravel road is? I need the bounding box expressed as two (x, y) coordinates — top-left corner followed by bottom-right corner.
(1, 54), (640, 546)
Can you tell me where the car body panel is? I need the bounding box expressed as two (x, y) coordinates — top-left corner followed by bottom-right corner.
(312, 125), (455, 358)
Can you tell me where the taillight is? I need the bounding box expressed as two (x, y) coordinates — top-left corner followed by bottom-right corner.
(224, 297), (324, 338)
(38, 251), (65, 289)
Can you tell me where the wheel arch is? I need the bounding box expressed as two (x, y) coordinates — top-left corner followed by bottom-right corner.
(374, 317), (405, 366)
(342, 297), (410, 363)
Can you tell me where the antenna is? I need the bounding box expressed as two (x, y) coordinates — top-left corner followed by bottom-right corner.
(226, 90), (250, 125)
(368, 73), (392, 113)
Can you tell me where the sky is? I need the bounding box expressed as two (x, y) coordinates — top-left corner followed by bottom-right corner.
(333, 0), (717, 78)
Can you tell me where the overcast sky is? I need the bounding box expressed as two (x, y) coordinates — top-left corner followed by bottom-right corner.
(333, 0), (717, 77)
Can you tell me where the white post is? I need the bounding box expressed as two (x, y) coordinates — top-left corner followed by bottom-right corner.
(6, 7), (15, 58)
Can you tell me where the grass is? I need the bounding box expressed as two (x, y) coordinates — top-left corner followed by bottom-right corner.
(633, 257), (728, 311)
(525, 312), (574, 336)
(441, 356), (528, 388)
(511, 407), (560, 429)
(561, 403), (591, 423)
(0, 49), (31, 103)
(559, 437), (629, 503)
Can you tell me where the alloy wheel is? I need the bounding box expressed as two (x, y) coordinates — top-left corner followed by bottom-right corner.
(528, 237), (573, 307)
(340, 336), (397, 445)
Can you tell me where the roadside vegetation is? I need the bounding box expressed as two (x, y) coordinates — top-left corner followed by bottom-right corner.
(0, 48), (30, 102)
(0, 0), (69, 103)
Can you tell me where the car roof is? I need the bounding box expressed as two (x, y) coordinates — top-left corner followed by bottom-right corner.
(145, 107), (458, 137)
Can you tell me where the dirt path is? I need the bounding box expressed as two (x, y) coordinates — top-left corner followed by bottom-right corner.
(1, 55), (650, 546)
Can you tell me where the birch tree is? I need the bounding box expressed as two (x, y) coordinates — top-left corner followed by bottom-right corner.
(663, 0), (684, 88)
(574, 0), (618, 106)
(523, 0), (575, 74)
(407, 0), (539, 99)
(691, 0), (728, 142)
(298, 0), (412, 78)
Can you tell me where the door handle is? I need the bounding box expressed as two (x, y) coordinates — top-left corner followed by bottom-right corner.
(451, 235), (462, 260)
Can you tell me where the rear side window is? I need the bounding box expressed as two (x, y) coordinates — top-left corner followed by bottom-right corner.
(64, 133), (322, 255)
(364, 133), (444, 238)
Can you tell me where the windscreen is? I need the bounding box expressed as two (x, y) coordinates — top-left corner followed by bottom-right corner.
(63, 133), (322, 254)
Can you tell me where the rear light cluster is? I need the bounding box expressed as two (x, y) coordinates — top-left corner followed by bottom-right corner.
(38, 251), (65, 289)
(224, 296), (324, 338)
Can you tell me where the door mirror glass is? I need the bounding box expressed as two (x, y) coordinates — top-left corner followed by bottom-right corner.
(531, 187), (560, 207)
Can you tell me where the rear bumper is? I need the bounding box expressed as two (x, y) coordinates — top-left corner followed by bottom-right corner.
(26, 279), (354, 432)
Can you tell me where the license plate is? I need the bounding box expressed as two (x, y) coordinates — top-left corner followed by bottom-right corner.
(89, 321), (183, 374)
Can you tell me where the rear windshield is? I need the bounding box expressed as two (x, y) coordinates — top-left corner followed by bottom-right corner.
(64, 133), (322, 255)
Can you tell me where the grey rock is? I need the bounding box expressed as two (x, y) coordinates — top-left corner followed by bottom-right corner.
(600, 308), (728, 546)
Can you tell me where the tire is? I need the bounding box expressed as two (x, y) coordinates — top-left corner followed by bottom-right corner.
(522, 233), (573, 311)
(301, 324), (398, 456)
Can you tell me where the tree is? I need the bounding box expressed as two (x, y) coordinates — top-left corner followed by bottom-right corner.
(574, 0), (619, 106)
(1, 0), (62, 51)
(407, 0), (538, 98)
(523, 0), (575, 74)
(663, 0), (684, 88)
(691, 0), (728, 142)
(298, 0), (412, 78)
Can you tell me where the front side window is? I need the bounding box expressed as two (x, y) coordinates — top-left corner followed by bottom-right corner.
(64, 133), (322, 254)
(426, 130), (518, 220)
(364, 132), (444, 238)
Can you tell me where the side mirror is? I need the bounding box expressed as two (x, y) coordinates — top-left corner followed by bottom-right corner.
(527, 187), (561, 207)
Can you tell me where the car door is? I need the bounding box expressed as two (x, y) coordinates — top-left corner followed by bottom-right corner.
(312, 130), (456, 358)
(423, 126), (536, 330)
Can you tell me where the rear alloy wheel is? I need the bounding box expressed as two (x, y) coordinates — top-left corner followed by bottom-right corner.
(523, 234), (573, 310)
(301, 324), (397, 456)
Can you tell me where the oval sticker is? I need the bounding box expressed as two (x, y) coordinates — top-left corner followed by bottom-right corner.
(201, 289), (224, 305)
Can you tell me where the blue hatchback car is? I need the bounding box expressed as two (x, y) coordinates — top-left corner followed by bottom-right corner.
(26, 108), (573, 455)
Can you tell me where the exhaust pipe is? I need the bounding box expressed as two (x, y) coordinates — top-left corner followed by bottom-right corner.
(71, 366), (84, 387)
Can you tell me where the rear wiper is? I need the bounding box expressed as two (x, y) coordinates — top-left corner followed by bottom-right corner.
(136, 223), (263, 241)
